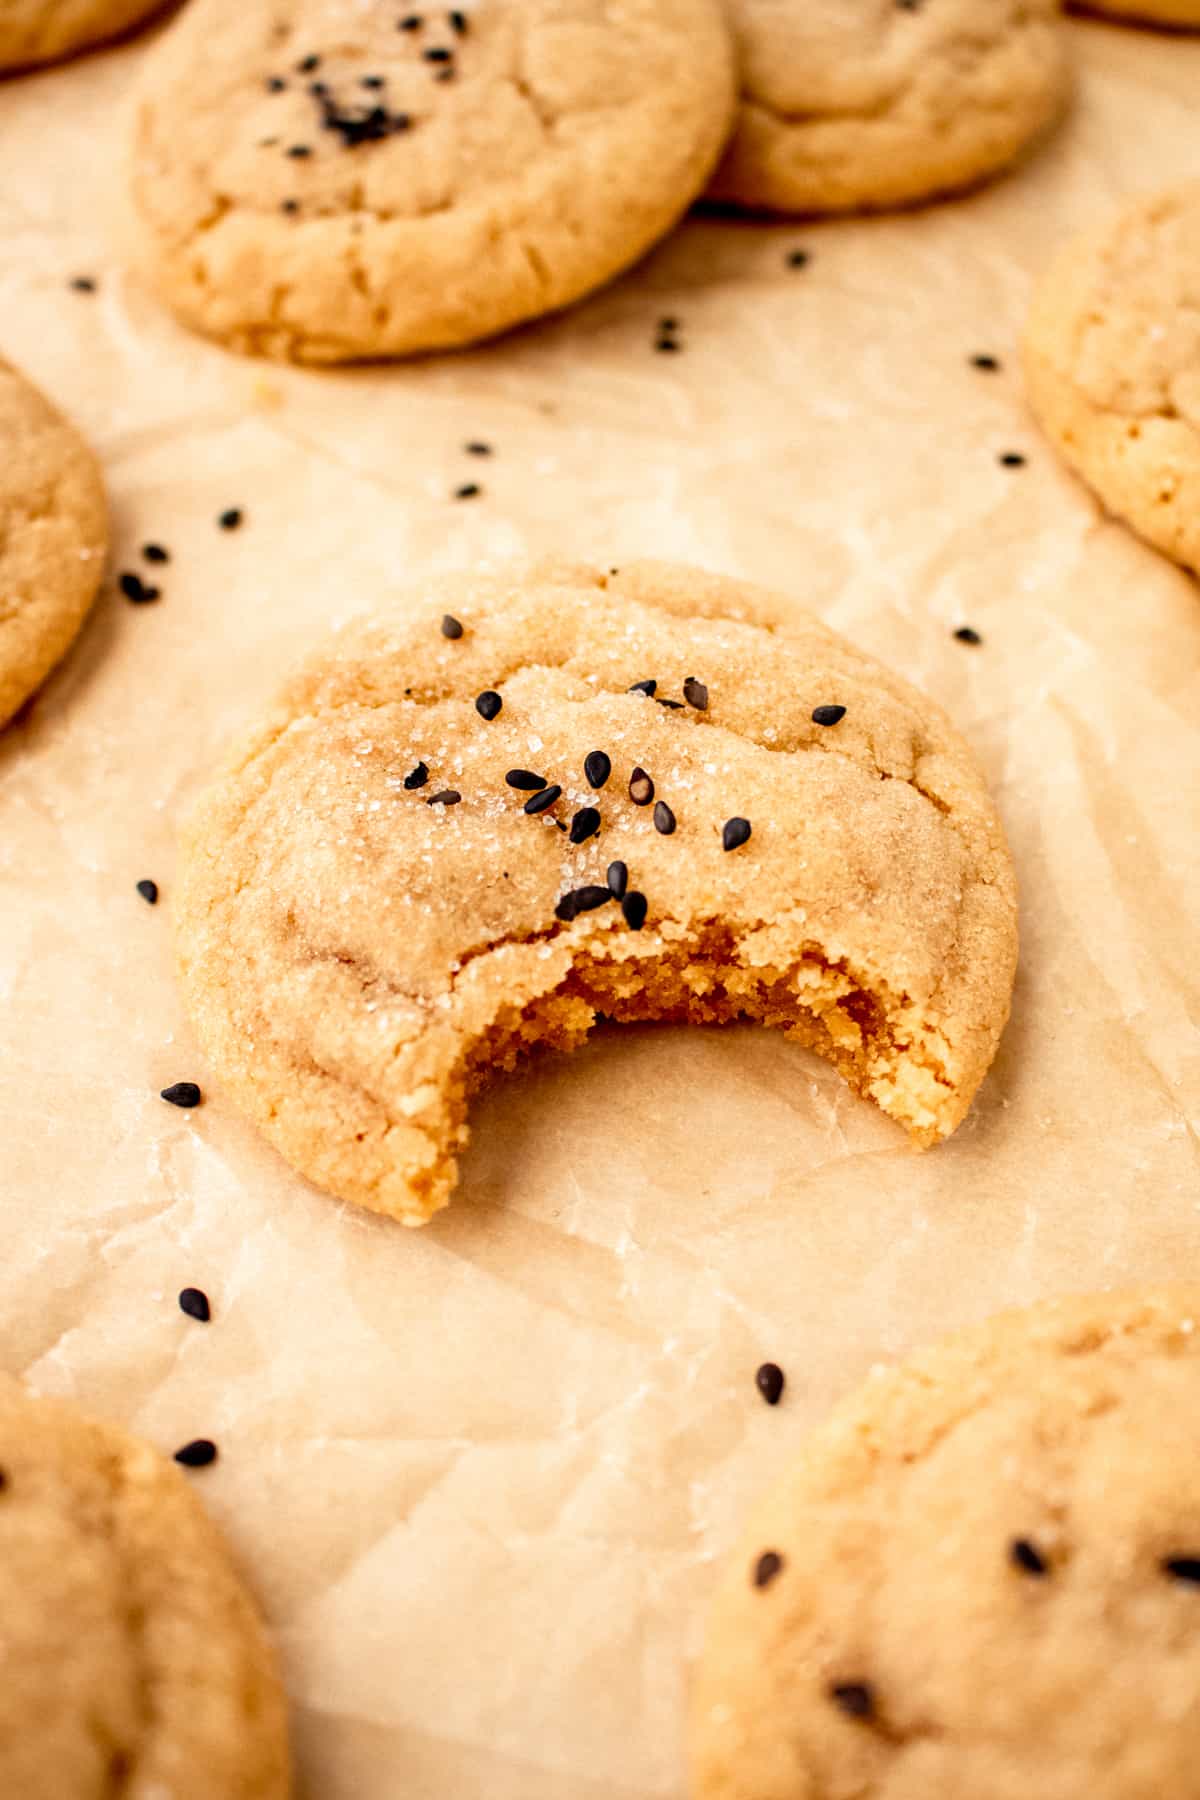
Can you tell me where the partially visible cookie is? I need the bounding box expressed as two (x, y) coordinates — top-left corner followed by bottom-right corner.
(125, 0), (736, 363)
(1025, 184), (1200, 577)
(708, 0), (1072, 215)
(1073, 0), (1200, 24)
(0, 357), (106, 730)
(0, 0), (165, 71)
(0, 1376), (289, 1796)
(692, 1287), (1200, 1800)
(175, 559), (1017, 1226)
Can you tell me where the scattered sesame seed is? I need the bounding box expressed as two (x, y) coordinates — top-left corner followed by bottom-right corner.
(161, 1082), (202, 1109)
(424, 44), (453, 60)
(361, 74), (386, 88)
(136, 879), (159, 905)
(475, 690), (502, 720)
(723, 817), (751, 852)
(174, 1438), (218, 1469)
(441, 614), (464, 639)
(683, 676), (708, 712)
(142, 543), (169, 564)
(653, 800), (676, 836)
(286, 143), (312, 158)
(753, 1551), (783, 1589)
(179, 1287), (211, 1323)
(555, 884), (611, 922)
(119, 571), (160, 604)
(971, 353), (1001, 372)
(0, 1470), (7, 1492)
(787, 249), (810, 269)
(455, 483), (481, 500)
(426, 789), (461, 806)
(654, 337), (680, 355)
(448, 7), (468, 31)
(659, 316), (679, 333)
(403, 761), (429, 789)
(656, 698), (684, 710)
(621, 890), (648, 931)
(628, 679), (657, 697)
(282, 198), (300, 215)
(569, 807), (601, 845)
(1011, 1538), (1048, 1576)
(297, 52), (320, 71)
(506, 769), (546, 791)
(218, 508), (243, 530)
(1164, 1557), (1200, 1584)
(465, 440), (492, 456)
(811, 704), (846, 727)
(69, 275), (97, 293)
(524, 784), (562, 816)
(584, 750), (611, 790)
(629, 767), (654, 806)
(755, 1362), (784, 1405)
(999, 451), (1027, 468)
(607, 860), (628, 900)
(399, 12), (423, 27)
(266, 75), (287, 91)
(954, 625), (983, 646)
(830, 1683), (875, 1720)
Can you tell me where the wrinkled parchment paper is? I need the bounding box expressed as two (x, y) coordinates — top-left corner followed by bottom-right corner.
(1, 19), (1199, 1797)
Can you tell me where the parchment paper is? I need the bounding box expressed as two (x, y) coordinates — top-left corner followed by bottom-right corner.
(1, 19), (1198, 1798)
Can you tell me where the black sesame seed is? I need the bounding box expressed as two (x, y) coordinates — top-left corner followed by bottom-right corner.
(787, 249), (810, 269)
(607, 860), (628, 900)
(142, 542), (169, 564)
(119, 571), (160, 604)
(653, 801), (676, 836)
(441, 613), (464, 639)
(0, 1470), (7, 1492)
(174, 1438), (218, 1469)
(361, 74), (386, 88)
(569, 807), (601, 845)
(555, 884), (612, 922)
(831, 1683), (875, 1720)
(584, 750), (611, 790)
(403, 761), (430, 790)
(683, 676), (708, 712)
(161, 1082), (202, 1109)
(282, 199), (300, 215)
(308, 80), (329, 97)
(811, 704), (846, 727)
(753, 1551), (783, 1589)
(722, 817), (751, 852)
(179, 1287), (211, 1323)
(621, 890), (648, 931)
(629, 767), (654, 806)
(136, 879), (159, 906)
(628, 679), (657, 697)
(465, 441), (492, 456)
(434, 66), (455, 81)
(999, 451), (1027, 468)
(755, 1362), (785, 1406)
(971, 353), (1001, 372)
(69, 275), (97, 293)
(286, 143), (312, 158)
(654, 337), (680, 354)
(1011, 1538), (1048, 1576)
(455, 483), (481, 500)
(266, 75), (287, 92)
(954, 625), (983, 646)
(426, 789), (461, 806)
(659, 316), (679, 333)
(656, 698), (685, 710)
(297, 52), (320, 71)
(424, 45), (453, 60)
(1164, 1556), (1200, 1584)
(218, 508), (243, 530)
(448, 7), (468, 31)
(475, 689), (502, 720)
(505, 768), (547, 791)
(524, 784), (562, 815)
(399, 12), (423, 27)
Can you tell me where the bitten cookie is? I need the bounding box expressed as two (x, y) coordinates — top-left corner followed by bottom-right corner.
(175, 559), (1017, 1226)
(0, 1376), (289, 1796)
(692, 1287), (1200, 1800)
(707, 0), (1072, 215)
(125, 0), (736, 362)
(0, 356), (106, 730)
(0, 0), (165, 70)
(1025, 184), (1200, 578)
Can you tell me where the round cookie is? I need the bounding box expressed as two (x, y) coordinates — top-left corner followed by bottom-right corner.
(0, 356), (107, 731)
(1025, 184), (1200, 578)
(1073, 1), (1200, 24)
(0, 1375), (289, 1796)
(692, 1287), (1200, 1800)
(707, 0), (1072, 216)
(125, 0), (736, 363)
(0, 0), (166, 71)
(175, 558), (1018, 1226)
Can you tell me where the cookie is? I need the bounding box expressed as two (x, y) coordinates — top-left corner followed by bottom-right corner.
(0, 356), (107, 731)
(707, 0), (1072, 215)
(1025, 184), (1200, 578)
(0, 1375), (289, 1796)
(1073, 0), (1200, 23)
(692, 1287), (1200, 1800)
(125, 0), (736, 363)
(175, 559), (1017, 1226)
(0, 0), (165, 71)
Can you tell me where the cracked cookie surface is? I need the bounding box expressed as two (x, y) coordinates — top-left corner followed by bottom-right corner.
(0, 355), (107, 730)
(707, 0), (1071, 215)
(0, 0), (164, 70)
(693, 1287), (1200, 1800)
(0, 1376), (289, 1797)
(175, 558), (1017, 1226)
(124, 0), (735, 362)
(1025, 183), (1200, 576)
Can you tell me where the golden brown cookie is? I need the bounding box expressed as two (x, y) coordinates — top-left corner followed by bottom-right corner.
(0, 356), (107, 730)
(0, 1376), (289, 1796)
(125, 0), (736, 362)
(0, 0), (165, 71)
(692, 1287), (1200, 1800)
(708, 0), (1072, 215)
(175, 559), (1017, 1226)
(1025, 183), (1200, 578)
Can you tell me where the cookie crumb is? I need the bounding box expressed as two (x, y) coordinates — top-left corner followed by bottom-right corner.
(755, 1362), (784, 1405)
(629, 767), (654, 806)
(1011, 1537), (1049, 1576)
(441, 613), (464, 639)
(723, 817), (752, 852)
(174, 1438), (218, 1469)
(136, 879), (159, 905)
(585, 750), (612, 790)
(161, 1082), (202, 1109)
(621, 890), (648, 931)
(475, 690), (502, 720)
(653, 800), (676, 836)
(811, 704), (846, 727)
(830, 1682), (875, 1720)
(506, 768), (547, 791)
(179, 1287), (211, 1323)
(523, 784), (562, 815)
(753, 1551), (784, 1589)
(569, 807), (601, 845)
(607, 860), (628, 899)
